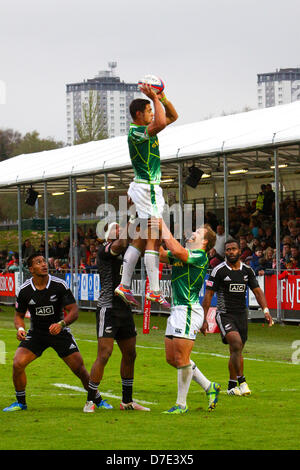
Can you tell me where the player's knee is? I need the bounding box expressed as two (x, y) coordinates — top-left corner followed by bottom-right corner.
(13, 356), (27, 372)
(99, 347), (113, 364)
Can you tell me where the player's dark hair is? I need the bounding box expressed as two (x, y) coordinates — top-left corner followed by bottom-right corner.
(27, 252), (43, 267)
(129, 99), (150, 119)
(224, 239), (240, 249)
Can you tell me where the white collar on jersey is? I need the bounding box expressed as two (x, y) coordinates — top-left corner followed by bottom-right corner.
(30, 274), (51, 291)
(225, 261), (244, 271)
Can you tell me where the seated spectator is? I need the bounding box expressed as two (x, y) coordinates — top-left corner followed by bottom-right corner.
(22, 239), (35, 264)
(214, 225), (226, 258)
(264, 247), (274, 269)
(290, 245), (300, 268)
(7, 254), (19, 273)
(48, 257), (55, 271)
(244, 255), (253, 266)
(239, 238), (253, 262)
(209, 248), (223, 268)
(53, 258), (63, 273)
(250, 246), (264, 275)
(281, 242), (292, 267)
(79, 258), (86, 273)
(49, 241), (59, 258)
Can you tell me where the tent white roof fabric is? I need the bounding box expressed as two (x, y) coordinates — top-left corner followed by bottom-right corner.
(1, 100), (300, 188)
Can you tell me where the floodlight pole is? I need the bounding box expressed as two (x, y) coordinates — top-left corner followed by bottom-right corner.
(69, 177), (74, 293)
(223, 155), (229, 239)
(44, 183), (49, 263)
(17, 186), (23, 284)
(274, 148), (282, 324)
(73, 178), (79, 302)
(178, 162), (184, 244)
(104, 173), (108, 215)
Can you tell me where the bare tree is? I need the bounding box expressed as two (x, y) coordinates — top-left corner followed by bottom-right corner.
(74, 91), (108, 144)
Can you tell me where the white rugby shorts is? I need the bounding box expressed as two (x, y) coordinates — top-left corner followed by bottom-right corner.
(165, 304), (204, 340)
(128, 181), (165, 219)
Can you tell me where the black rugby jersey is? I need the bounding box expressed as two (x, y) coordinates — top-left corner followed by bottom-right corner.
(206, 261), (259, 315)
(16, 275), (76, 332)
(96, 242), (131, 312)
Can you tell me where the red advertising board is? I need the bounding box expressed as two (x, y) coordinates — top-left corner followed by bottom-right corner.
(0, 273), (16, 297)
(264, 274), (300, 310)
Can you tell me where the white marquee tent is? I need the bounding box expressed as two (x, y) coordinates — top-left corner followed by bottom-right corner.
(1, 100), (300, 322)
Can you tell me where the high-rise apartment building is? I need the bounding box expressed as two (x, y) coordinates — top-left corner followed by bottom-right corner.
(66, 63), (142, 144)
(257, 68), (300, 108)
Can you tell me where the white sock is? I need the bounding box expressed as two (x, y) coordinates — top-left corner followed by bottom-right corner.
(176, 364), (193, 408)
(190, 359), (211, 392)
(144, 250), (160, 292)
(121, 245), (141, 288)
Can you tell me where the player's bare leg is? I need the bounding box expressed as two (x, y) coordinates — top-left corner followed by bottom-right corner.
(226, 332), (250, 395)
(63, 351), (90, 390)
(117, 336), (149, 411)
(145, 217), (170, 308)
(3, 347), (38, 410)
(84, 338), (114, 412)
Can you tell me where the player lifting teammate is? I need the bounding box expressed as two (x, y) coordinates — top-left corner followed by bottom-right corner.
(202, 239), (273, 396)
(153, 219), (221, 414)
(115, 82), (178, 309)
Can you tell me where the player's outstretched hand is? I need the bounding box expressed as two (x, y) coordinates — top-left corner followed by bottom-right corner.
(139, 84), (158, 100)
(264, 307), (274, 327)
(200, 320), (209, 336)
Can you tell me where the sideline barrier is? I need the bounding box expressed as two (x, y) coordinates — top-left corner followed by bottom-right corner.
(1, 271), (300, 322)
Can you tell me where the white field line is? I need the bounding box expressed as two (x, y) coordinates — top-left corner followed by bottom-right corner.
(77, 338), (299, 366)
(51, 383), (156, 405)
(0, 329), (298, 366)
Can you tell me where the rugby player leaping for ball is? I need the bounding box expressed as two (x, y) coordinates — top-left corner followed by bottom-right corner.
(115, 83), (178, 309)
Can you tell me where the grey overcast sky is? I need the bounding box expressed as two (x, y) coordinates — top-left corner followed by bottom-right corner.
(1, 0), (300, 143)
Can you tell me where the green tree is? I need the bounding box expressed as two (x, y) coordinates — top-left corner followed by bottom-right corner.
(74, 91), (108, 144)
(13, 131), (64, 156)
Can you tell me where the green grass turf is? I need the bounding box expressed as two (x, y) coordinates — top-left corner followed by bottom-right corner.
(0, 305), (299, 450)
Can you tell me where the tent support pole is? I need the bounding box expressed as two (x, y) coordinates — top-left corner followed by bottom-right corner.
(274, 149), (282, 324)
(73, 178), (78, 302)
(44, 183), (49, 263)
(69, 177), (73, 293)
(223, 155), (229, 239)
(17, 186), (23, 284)
(178, 162), (184, 244)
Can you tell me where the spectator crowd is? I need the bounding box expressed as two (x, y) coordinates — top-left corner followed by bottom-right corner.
(1, 184), (300, 277)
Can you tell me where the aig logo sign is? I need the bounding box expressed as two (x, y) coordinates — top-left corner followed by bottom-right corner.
(36, 305), (54, 316)
(229, 284), (246, 293)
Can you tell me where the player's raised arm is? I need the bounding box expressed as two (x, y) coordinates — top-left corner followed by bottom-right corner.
(157, 91), (178, 126)
(139, 84), (167, 136)
(159, 219), (189, 262)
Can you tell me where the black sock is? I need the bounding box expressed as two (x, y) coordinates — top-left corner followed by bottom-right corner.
(122, 377), (133, 404)
(87, 381), (100, 402)
(94, 391), (103, 406)
(237, 375), (246, 385)
(16, 390), (26, 406)
(228, 380), (237, 390)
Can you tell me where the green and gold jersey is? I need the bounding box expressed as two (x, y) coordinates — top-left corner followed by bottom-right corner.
(128, 124), (161, 184)
(167, 249), (209, 306)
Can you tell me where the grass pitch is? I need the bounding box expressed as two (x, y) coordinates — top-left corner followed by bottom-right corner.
(0, 305), (299, 450)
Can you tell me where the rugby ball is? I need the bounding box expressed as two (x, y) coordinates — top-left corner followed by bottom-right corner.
(138, 74), (164, 94)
